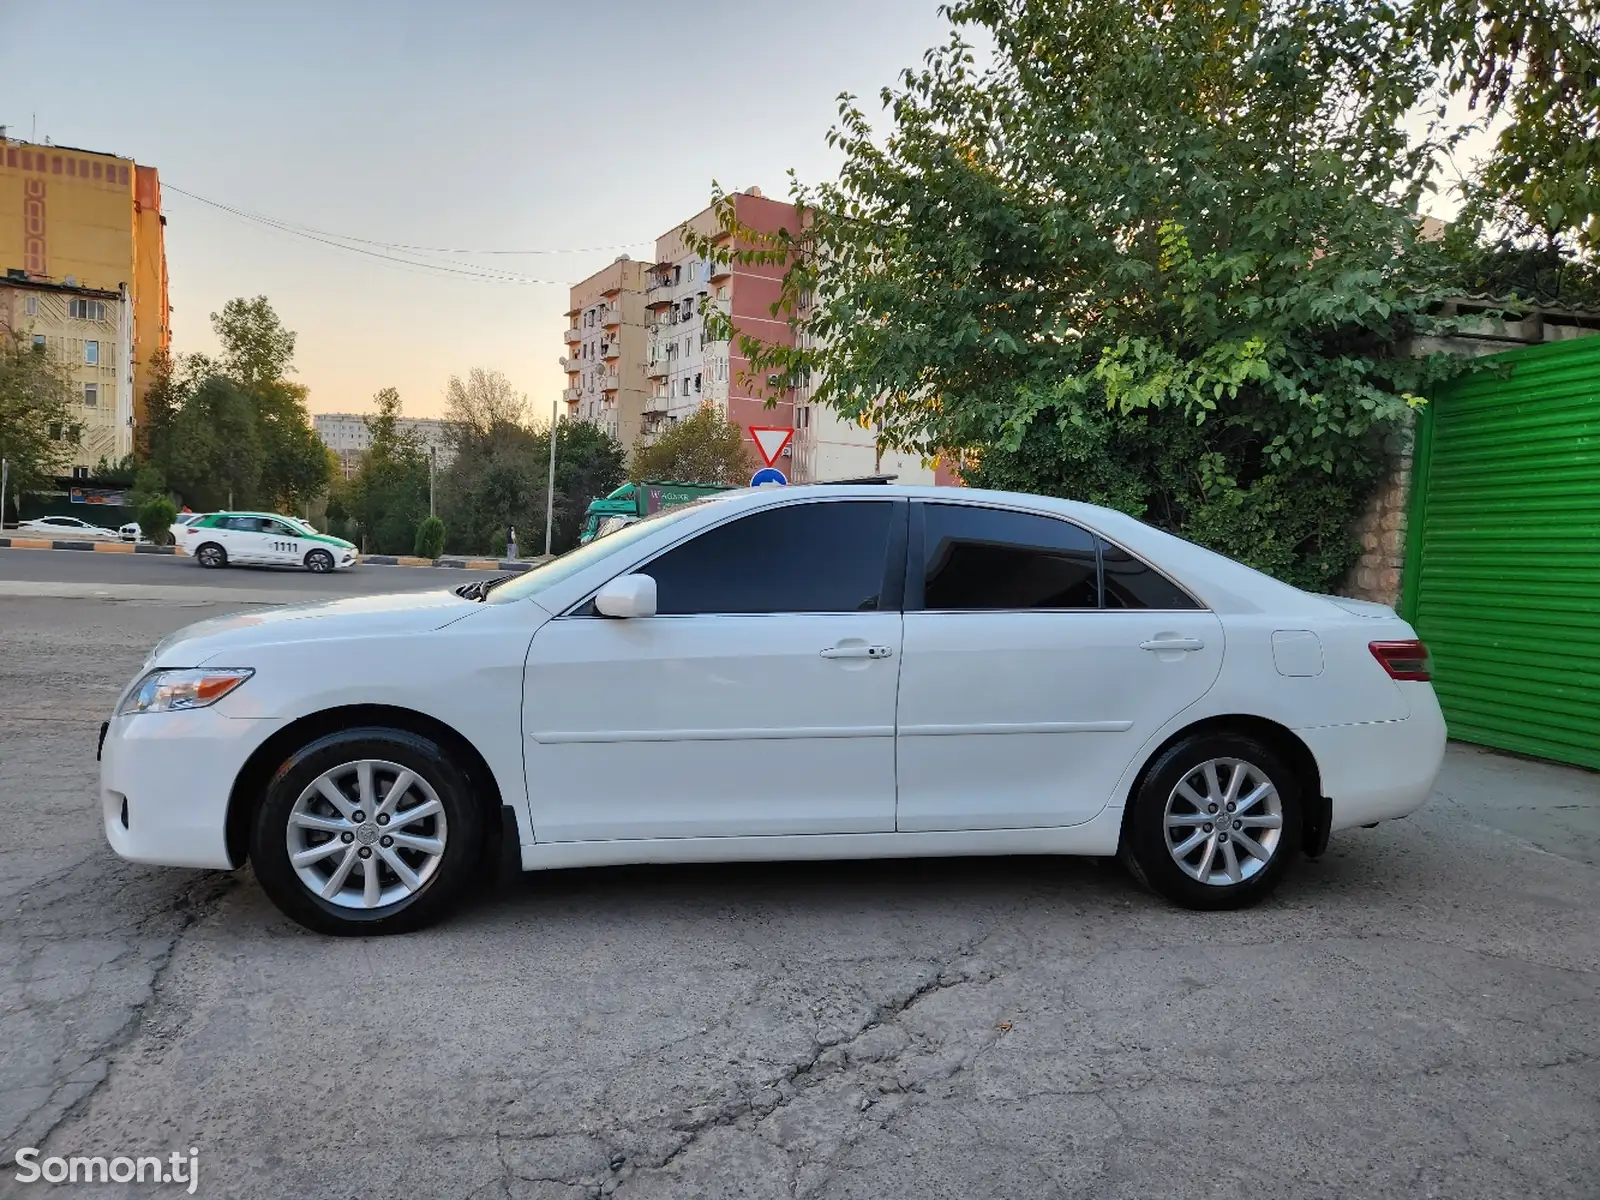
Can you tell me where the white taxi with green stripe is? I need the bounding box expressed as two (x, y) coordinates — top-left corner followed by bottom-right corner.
(177, 512), (358, 573)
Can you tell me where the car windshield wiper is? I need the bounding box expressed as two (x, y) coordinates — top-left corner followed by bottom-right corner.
(454, 574), (517, 602)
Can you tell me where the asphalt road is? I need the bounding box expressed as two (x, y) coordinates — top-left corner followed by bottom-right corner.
(1, 589), (1597, 1199)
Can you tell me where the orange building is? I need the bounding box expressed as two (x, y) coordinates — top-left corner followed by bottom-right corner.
(0, 135), (170, 457)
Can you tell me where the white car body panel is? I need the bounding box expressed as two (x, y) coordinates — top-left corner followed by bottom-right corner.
(523, 611), (901, 841)
(20, 516), (117, 539)
(100, 484), (1448, 883)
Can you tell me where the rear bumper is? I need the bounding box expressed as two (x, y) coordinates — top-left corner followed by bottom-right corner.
(1300, 685), (1448, 831)
(100, 707), (283, 869)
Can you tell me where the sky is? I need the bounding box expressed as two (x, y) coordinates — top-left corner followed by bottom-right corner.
(0, 0), (958, 418)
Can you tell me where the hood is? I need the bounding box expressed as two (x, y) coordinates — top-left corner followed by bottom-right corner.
(149, 589), (478, 666)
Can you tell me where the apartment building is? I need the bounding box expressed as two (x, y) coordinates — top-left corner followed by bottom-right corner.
(562, 257), (651, 446)
(0, 135), (170, 450)
(0, 277), (133, 469)
(313, 412), (454, 479)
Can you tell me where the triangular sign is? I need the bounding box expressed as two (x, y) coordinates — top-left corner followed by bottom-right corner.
(749, 426), (794, 469)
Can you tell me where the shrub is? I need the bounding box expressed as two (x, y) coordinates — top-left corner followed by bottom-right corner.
(413, 515), (445, 560)
(137, 495), (178, 547)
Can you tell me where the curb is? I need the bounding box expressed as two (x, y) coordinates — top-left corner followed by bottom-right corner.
(0, 536), (179, 554)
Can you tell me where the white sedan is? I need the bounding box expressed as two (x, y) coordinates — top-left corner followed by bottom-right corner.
(99, 485), (1446, 935)
(18, 515), (120, 540)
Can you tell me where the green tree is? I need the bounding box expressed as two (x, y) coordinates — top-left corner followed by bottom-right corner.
(691, 0), (1469, 591)
(0, 332), (82, 513)
(346, 388), (430, 554)
(547, 419), (627, 553)
(212, 296), (297, 392)
(161, 376), (262, 511)
(630, 405), (753, 487)
(1411, 0), (1599, 256)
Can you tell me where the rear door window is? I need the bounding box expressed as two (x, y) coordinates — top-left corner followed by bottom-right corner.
(918, 504), (1099, 610)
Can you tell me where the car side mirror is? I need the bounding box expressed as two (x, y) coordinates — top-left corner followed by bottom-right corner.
(594, 574), (657, 618)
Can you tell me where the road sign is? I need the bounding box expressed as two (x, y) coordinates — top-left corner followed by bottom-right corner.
(750, 466), (788, 487)
(749, 426), (794, 468)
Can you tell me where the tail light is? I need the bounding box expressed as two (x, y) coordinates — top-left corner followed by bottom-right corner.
(1370, 640), (1431, 682)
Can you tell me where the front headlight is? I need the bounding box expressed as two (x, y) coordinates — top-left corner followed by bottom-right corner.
(118, 668), (255, 715)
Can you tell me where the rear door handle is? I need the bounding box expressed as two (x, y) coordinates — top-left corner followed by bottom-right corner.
(1139, 637), (1205, 652)
(820, 644), (893, 660)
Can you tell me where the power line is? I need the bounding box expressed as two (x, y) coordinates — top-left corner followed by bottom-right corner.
(163, 183), (654, 265)
(163, 186), (586, 285)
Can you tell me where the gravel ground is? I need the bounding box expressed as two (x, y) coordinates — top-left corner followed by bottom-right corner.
(2, 593), (1596, 1200)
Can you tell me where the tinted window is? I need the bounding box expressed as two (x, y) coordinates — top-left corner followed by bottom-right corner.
(646, 501), (895, 615)
(1099, 538), (1200, 609)
(922, 505), (1098, 610)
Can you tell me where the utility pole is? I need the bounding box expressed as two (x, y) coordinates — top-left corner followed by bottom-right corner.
(544, 401), (557, 557)
(1, 458), (9, 530)
(429, 445), (436, 518)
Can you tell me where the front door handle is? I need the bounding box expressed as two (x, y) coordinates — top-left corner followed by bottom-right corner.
(1139, 637), (1205, 652)
(820, 644), (893, 660)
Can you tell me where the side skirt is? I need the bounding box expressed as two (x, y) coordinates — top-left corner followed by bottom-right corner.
(519, 807), (1126, 872)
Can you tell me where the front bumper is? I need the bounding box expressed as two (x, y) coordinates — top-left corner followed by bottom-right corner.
(100, 706), (283, 869)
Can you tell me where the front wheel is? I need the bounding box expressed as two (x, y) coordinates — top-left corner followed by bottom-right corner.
(250, 728), (485, 935)
(195, 542), (227, 569)
(305, 548), (335, 573)
(1122, 733), (1302, 911)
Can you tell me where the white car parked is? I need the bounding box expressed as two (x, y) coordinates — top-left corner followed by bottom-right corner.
(18, 515), (119, 540)
(175, 512), (357, 572)
(100, 485), (1447, 935)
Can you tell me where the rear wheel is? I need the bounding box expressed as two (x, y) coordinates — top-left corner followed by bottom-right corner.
(250, 728), (484, 935)
(1123, 733), (1301, 910)
(195, 542), (227, 569)
(305, 548), (335, 573)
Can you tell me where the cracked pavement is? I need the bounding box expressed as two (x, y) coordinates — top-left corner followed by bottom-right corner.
(1, 588), (1598, 1199)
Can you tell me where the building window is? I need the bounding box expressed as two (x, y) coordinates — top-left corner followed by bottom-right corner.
(32, 334), (46, 350)
(49, 423), (63, 441)
(83, 383), (99, 408)
(68, 299), (106, 321)
(84, 340), (99, 365)
(24, 295), (38, 317)
(694, 373), (702, 393)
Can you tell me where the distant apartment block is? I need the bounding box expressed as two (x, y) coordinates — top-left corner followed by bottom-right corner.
(0, 277), (133, 470)
(562, 188), (951, 483)
(313, 413), (453, 478)
(0, 134), (170, 461)
(563, 257), (651, 447)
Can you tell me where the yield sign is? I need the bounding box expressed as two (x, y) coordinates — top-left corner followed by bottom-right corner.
(749, 426), (794, 468)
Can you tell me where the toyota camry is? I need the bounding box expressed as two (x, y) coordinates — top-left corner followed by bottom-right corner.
(99, 484), (1446, 935)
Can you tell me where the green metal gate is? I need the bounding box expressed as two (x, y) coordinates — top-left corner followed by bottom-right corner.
(1402, 335), (1600, 770)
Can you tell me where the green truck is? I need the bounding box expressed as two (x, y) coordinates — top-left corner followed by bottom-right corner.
(578, 480), (737, 545)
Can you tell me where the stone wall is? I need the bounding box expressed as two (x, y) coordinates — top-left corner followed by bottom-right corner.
(1339, 422), (1412, 608)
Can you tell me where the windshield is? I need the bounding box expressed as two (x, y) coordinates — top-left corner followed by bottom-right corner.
(486, 497), (722, 606)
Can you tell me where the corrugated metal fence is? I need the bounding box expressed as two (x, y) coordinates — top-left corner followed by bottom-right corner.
(1402, 336), (1600, 769)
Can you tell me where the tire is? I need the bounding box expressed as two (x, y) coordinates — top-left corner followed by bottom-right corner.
(305, 548), (335, 573)
(1122, 733), (1302, 911)
(195, 542), (227, 569)
(249, 727), (485, 936)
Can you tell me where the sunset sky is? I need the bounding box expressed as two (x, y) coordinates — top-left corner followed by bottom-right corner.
(1, 0), (955, 418)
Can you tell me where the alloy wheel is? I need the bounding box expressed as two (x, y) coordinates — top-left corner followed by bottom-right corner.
(286, 759), (449, 910)
(1162, 758), (1284, 886)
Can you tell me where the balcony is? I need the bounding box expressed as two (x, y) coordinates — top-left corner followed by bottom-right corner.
(644, 394), (670, 414)
(560, 356), (580, 374)
(596, 304), (620, 328)
(600, 341), (620, 361)
(562, 387), (581, 402)
(598, 371), (620, 391)
(646, 281), (675, 307)
(710, 257), (734, 280)
(563, 327), (582, 345)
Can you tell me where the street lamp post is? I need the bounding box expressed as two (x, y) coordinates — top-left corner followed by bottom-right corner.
(429, 445), (436, 519)
(544, 401), (557, 558)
